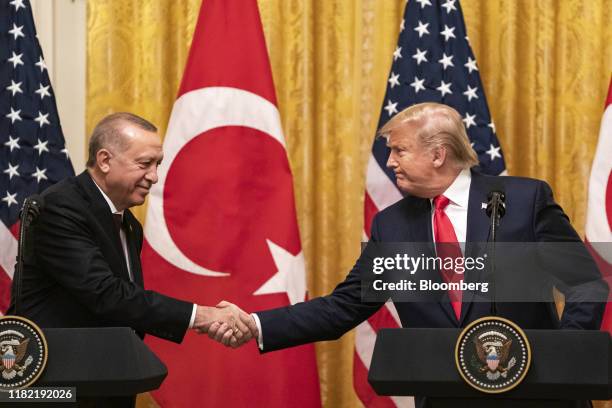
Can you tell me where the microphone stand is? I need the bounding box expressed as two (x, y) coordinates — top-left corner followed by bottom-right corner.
(14, 196), (41, 315)
(487, 192), (505, 316)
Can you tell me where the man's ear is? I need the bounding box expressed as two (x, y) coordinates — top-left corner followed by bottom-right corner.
(96, 149), (112, 174)
(431, 145), (447, 168)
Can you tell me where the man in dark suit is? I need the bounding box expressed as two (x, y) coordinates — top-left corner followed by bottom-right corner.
(208, 103), (607, 405)
(8, 113), (255, 406)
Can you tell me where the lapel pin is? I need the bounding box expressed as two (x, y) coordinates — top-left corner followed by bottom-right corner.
(481, 202), (487, 209)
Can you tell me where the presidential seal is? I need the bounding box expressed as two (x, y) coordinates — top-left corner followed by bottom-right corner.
(455, 316), (530, 393)
(0, 316), (47, 391)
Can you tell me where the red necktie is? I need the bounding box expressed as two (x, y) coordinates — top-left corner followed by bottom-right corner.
(433, 195), (463, 320)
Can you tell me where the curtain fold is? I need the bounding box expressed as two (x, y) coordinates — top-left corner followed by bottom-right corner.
(87, 1), (612, 406)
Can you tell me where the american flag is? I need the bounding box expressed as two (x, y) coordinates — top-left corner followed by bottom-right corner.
(0, 0), (74, 312)
(354, 0), (506, 406)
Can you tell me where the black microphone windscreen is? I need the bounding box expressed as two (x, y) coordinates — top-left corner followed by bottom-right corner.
(20, 195), (44, 225)
(487, 182), (506, 201)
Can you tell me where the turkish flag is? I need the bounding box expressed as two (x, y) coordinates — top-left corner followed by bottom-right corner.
(141, 1), (321, 406)
(585, 76), (612, 333)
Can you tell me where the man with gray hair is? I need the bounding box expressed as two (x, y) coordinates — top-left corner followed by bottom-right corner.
(9, 113), (256, 354)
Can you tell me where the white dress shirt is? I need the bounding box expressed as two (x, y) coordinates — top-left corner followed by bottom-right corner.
(431, 168), (471, 248)
(92, 179), (197, 328)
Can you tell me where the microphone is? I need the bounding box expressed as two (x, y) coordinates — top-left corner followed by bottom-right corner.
(485, 186), (505, 316)
(19, 195), (43, 228)
(486, 189), (506, 227)
(14, 195), (44, 315)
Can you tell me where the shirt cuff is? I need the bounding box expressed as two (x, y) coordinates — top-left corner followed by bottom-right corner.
(188, 304), (197, 329)
(251, 313), (264, 350)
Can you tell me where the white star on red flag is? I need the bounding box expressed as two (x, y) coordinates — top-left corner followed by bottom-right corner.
(253, 240), (306, 305)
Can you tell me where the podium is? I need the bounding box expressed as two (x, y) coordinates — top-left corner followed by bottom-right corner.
(368, 328), (612, 408)
(37, 327), (166, 396)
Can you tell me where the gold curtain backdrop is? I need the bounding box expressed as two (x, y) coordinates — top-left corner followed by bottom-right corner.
(86, 1), (612, 407)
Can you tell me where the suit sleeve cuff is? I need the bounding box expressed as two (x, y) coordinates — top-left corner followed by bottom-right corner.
(251, 313), (264, 350)
(188, 304), (197, 329)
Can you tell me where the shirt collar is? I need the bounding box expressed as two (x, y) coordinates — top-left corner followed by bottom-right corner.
(440, 167), (471, 208)
(91, 177), (124, 216)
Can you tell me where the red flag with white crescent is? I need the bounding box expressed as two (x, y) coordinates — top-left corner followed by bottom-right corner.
(585, 76), (612, 333)
(141, 1), (321, 406)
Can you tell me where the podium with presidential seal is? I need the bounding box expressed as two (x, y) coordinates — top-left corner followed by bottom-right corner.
(368, 324), (612, 407)
(0, 317), (167, 404)
(367, 193), (612, 407)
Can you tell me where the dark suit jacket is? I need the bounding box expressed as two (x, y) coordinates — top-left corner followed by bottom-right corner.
(257, 170), (608, 352)
(8, 171), (192, 343)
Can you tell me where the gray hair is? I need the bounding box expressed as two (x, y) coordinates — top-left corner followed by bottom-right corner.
(86, 112), (157, 168)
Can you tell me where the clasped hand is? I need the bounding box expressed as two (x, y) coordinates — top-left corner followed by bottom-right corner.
(193, 301), (258, 348)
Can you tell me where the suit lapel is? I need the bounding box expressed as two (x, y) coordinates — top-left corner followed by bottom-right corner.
(75, 171), (131, 281)
(405, 197), (433, 243)
(460, 170), (492, 325)
(465, 170), (491, 245)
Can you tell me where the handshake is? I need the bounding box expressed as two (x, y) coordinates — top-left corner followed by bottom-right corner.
(193, 301), (259, 348)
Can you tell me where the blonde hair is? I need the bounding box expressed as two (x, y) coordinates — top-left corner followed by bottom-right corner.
(378, 102), (479, 168)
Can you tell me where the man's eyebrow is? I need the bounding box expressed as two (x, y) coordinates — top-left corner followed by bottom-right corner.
(135, 154), (161, 162)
